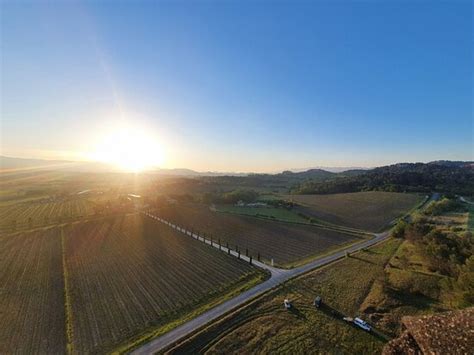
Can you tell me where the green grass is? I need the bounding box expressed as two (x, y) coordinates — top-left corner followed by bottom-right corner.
(168, 239), (401, 354)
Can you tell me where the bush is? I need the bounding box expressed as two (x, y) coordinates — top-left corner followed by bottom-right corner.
(424, 198), (464, 216)
(392, 220), (407, 238)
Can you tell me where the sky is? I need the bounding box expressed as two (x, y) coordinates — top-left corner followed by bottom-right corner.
(1, 0), (473, 172)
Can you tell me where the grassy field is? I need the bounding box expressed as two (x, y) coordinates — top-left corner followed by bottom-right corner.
(168, 239), (401, 354)
(0, 229), (67, 354)
(360, 239), (455, 336)
(64, 215), (265, 353)
(360, 203), (474, 336)
(155, 204), (360, 267)
(286, 191), (425, 232)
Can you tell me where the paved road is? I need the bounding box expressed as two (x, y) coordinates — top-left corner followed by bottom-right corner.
(132, 212), (390, 355)
(460, 196), (474, 205)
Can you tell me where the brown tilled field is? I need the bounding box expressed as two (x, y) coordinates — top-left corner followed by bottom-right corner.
(155, 204), (359, 267)
(286, 191), (424, 232)
(65, 215), (263, 353)
(0, 198), (95, 233)
(0, 229), (67, 354)
(0, 215), (264, 354)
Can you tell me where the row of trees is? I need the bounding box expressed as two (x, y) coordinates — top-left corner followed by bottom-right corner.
(202, 189), (259, 205)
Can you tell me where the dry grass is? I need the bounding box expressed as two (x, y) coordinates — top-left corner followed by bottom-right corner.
(360, 240), (453, 336)
(169, 239), (401, 355)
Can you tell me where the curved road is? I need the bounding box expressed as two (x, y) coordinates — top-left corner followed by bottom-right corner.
(131, 212), (390, 354)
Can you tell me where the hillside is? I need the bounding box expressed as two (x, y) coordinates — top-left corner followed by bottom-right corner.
(291, 162), (474, 196)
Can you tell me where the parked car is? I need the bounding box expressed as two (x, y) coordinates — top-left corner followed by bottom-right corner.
(354, 317), (371, 332)
(284, 299), (292, 309)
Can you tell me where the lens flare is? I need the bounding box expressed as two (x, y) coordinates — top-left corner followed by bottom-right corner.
(92, 126), (164, 172)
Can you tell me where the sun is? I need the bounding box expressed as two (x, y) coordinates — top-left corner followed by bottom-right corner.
(92, 126), (165, 172)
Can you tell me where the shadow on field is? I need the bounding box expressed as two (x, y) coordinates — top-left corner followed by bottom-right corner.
(349, 254), (379, 266)
(288, 305), (307, 320)
(318, 303), (391, 342)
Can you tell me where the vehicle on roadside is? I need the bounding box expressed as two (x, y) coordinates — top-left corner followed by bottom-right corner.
(354, 317), (371, 331)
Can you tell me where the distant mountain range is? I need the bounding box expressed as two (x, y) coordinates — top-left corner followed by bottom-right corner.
(286, 166), (368, 173)
(0, 155), (362, 176)
(0, 156), (73, 169)
(1, 156), (472, 182)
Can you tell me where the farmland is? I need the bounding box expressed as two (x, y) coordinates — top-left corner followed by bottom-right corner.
(168, 239), (401, 354)
(64, 214), (265, 353)
(0, 213), (266, 354)
(215, 205), (310, 224)
(0, 229), (67, 354)
(0, 197), (95, 232)
(286, 191), (424, 232)
(155, 204), (360, 267)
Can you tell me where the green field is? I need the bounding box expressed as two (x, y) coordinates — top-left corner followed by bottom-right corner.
(168, 239), (402, 354)
(286, 191), (424, 232)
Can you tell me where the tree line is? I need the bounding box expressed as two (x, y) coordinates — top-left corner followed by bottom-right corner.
(291, 162), (474, 196)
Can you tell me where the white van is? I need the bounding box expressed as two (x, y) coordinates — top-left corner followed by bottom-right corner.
(354, 317), (371, 331)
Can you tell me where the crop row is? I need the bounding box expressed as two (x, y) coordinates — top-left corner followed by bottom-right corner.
(0, 215), (262, 353)
(154, 204), (358, 266)
(0, 198), (94, 232)
(288, 191), (424, 232)
(0, 229), (67, 354)
(64, 214), (261, 353)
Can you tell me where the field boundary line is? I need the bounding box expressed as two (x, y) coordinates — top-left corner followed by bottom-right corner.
(61, 227), (74, 355)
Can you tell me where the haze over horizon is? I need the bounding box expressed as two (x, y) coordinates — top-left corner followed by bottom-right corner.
(2, 1), (473, 172)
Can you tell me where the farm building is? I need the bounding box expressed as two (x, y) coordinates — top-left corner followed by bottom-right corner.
(382, 307), (474, 355)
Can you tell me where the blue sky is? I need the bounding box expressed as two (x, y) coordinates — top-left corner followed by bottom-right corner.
(2, 0), (473, 172)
